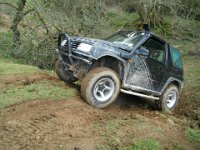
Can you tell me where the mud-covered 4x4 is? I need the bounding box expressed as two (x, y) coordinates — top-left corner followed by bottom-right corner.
(55, 27), (184, 112)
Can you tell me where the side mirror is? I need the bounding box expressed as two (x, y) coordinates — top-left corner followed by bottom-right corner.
(135, 48), (149, 57)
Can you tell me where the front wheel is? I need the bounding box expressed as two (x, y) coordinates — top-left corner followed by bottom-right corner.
(81, 67), (120, 108)
(156, 84), (179, 112)
(55, 59), (77, 83)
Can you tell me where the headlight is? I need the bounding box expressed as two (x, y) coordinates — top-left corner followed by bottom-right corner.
(77, 43), (92, 53)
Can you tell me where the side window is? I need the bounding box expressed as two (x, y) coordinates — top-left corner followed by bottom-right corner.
(142, 38), (166, 63)
(170, 47), (183, 69)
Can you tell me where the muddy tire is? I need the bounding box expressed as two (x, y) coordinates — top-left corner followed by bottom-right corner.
(55, 60), (77, 83)
(81, 67), (120, 108)
(156, 84), (179, 112)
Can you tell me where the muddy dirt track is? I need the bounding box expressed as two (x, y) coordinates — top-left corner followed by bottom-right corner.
(0, 73), (198, 150)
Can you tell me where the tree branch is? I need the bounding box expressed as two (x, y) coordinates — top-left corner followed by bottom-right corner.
(52, 24), (62, 32)
(23, 8), (35, 17)
(35, 10), (49, 35)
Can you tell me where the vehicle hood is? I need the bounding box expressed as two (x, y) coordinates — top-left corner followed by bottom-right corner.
(71, 36), (132, 52)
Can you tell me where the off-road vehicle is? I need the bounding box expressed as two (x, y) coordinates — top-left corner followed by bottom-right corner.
(55, 26), (184, 112)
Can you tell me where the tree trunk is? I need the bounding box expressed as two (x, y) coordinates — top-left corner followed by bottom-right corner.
(10, 0), (26, 46)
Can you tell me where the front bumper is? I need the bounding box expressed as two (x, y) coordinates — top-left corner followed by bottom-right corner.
(57, 33), (96, 66)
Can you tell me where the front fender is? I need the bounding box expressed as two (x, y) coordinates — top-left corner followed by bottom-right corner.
(96, 53), (127, 68)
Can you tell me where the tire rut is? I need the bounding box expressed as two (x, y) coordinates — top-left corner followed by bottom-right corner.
(0, 99), (116, 149)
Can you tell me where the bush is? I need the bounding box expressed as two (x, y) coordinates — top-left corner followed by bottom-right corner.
(0, 32), (14, 57)
(180, 0), (200, 20)
(0, 0), (113, 69)
(1, 0), (200, 69)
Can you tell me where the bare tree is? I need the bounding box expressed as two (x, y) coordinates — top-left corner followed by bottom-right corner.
(10, 0), (27, 45)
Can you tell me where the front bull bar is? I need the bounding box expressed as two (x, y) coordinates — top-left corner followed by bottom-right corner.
(58, 33), (73, 64)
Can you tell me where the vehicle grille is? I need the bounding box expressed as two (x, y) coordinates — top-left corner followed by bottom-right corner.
(71, 40), (81, 50)
(64, 40), (81, 51)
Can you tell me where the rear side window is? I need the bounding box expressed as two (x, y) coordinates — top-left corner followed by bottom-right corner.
(170, 47), (183, 69)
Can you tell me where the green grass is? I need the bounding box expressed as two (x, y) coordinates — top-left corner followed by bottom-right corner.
(96, 139), (160, 150)
(0, 53), (41, 75)
(181, 56), (200, 101)
(185, 128), (200, 144)
(0, 56), (77, 109)
(121, 139), (160, 150)
(0, 60), (42, 75)
(0, 81), (77, 109)
(171, 144), (185, 150)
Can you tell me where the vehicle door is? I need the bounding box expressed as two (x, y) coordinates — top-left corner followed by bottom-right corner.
(126, 37), (167, 92)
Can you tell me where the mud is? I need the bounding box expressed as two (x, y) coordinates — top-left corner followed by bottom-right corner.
(0, 72), (57, 88)
(0, 95), (196, 150)
(0, 73), (198, 150)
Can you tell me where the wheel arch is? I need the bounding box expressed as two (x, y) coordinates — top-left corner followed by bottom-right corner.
(94, 55), (126, 81)
(170, 80), (181, 90)
(161, 77), (184, 93)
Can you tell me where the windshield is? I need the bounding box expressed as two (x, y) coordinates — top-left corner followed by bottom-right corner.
(106, 31), (145, 48)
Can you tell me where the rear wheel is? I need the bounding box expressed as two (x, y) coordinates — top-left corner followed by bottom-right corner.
(55, 59), (77, 83)
(156, 84), (179, 112)
(81, 67), (120, 108)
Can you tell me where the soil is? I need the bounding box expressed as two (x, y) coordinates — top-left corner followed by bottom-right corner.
(0, 73), (199, 150)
